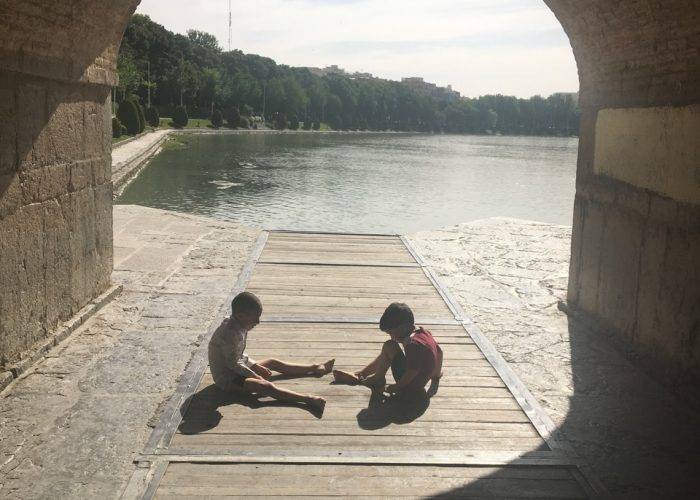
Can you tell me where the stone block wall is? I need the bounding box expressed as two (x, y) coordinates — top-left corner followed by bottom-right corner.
(0, 1), (137, 367)
(548, 0), (700, 389)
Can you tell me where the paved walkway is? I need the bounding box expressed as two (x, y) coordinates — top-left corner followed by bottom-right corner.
(0, 206), (258, 498)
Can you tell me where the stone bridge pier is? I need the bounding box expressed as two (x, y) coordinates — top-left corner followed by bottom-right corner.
(0, 1), (698, 393)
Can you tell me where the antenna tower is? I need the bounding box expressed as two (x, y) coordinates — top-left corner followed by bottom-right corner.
(228, 0), (232, 51)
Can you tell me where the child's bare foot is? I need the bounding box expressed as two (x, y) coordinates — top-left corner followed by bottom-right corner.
(306, 396), (326, 418)
(314, 359), (335, 377)
(332, 369), (360, 385)
(361, 373), (386, 388)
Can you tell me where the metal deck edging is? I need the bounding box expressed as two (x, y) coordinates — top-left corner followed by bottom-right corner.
(399, 235), (608, 498)
(123, 231), (269, 499)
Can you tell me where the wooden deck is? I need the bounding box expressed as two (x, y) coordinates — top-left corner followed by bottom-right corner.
(126, 231), (600, 499)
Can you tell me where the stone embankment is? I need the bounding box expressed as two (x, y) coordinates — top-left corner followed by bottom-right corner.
(112, 129), (171, 196)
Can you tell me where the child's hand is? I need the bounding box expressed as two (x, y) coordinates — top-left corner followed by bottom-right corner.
(385, 383), (399, 394)
(252, 364), (272, 379)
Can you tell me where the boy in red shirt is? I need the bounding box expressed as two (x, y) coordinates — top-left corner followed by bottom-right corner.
(333, 303), (442, 396)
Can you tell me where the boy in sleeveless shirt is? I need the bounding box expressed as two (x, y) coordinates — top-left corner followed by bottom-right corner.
(333, 303), (443, 396)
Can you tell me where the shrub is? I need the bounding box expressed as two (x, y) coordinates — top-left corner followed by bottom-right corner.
(145, 106), (160, 127)
(225, 107), (241, 128)
(211, 109), (223, 128)
(274, 113), (287, 130)
(116, 100), (140, 135)
(302, 119), (312, 131)
(313, 121), (321, 130)
(173, 105), (188, 128)
(239, 116), (250, 129)
(289, 115), (299, 130)
(241, 104), (253, 117)
(112, 117), (124, 138)
(134, 100), (146, 133)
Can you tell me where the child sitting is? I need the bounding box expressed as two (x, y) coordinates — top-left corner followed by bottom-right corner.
(208, 291), (334, 415)
(333, 302), (443, 396)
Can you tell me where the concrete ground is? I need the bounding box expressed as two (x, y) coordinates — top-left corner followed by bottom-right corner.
(0, 206), (258, 498)
(410, 219), (700, 499)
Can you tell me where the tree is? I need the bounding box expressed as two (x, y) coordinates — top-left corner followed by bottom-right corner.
(117, 99), (140, 135)
(112, 117), (125, 138)
(211, 109), (223, 128)
(173, 105), (188, 128)
(274, 112), (287, 130)
(187, 30), (221, 52)
(225, 107), (241, 128)
(117, 52), (141, 101)
(289, 114), (299, 130)
(132, 99), (146, 133)
(145, 106), (160, 127)
(200, 67), (222, 114)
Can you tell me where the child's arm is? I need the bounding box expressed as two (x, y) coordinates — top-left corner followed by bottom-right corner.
(385, 368), (419, 394)
(427, 345), (443, 397)
(432, 345), (443, 381)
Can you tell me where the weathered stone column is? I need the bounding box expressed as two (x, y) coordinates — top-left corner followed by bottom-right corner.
(547, 0), (700, 390)
(0, 1), (139, 367)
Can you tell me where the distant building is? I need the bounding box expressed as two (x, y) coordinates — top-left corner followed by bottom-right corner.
(401, 77), (460, 101)
(306, 65), (350, 77)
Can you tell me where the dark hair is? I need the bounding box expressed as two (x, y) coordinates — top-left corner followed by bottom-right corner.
(231, 291), (262, 315)
(379, 303), (414, 333)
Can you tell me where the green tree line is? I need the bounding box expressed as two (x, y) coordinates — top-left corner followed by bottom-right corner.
(118, 14), (580, 135)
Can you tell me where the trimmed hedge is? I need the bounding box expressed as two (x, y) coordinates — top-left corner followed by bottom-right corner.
(173, 105), (188, 128)
(274, 113), (287, 130)
(211, 109), (223, 128)
(145, 106), (160, 127)
(134, 100), (146, 133)
(117, 100), (140, 135)
(289, 115), (299, 130)
(112, 117), (125, 138)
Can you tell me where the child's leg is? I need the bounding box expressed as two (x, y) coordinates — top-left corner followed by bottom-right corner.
(258, 358), (334, 377)
(243, 378), (325, 414)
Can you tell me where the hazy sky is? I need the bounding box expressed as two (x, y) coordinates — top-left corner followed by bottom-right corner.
(135, 0), (578, 98)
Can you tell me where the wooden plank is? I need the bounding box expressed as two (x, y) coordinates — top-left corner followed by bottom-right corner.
(177, 421), (540, 437)
(154, 463), (586, 498)
(162, 462), (576, 479)
(259, 316), (460, 325)
(150, 449), (573, 467)
(170, 434), (546, 451)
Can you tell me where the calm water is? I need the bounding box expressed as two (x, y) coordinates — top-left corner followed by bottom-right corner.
(117, 132), (578, 233)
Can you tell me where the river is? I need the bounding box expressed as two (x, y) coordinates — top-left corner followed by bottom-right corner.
(116, 132), (578, 233)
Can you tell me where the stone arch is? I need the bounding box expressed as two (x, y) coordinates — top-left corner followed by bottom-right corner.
(0, 1), (698, 387)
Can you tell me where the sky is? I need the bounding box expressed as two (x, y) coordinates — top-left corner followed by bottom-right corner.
(135, 0), (578, 98)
